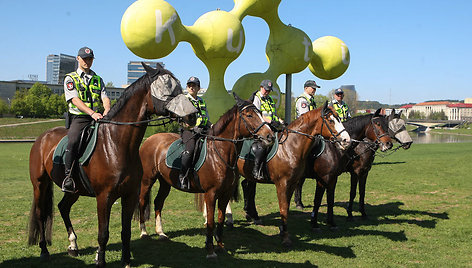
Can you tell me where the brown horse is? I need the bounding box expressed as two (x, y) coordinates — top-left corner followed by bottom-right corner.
(296, 109), (394, 230)
(345, 109), (412, 221)
(137, 96), (274, 258)
(27, 63), (197, 267)
(238, 103), (351, 247)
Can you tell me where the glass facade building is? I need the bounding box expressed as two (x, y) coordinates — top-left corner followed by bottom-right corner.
(46, 54), (77, 84)
(127, 61), (164, 85)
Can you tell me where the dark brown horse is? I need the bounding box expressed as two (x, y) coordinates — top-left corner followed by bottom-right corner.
(345, 109), (412, 221)
(298, 109), (394, 230)
(238, 103), (351, 246)
(27, 63), (197, 267)
(136, 96), (275, 258)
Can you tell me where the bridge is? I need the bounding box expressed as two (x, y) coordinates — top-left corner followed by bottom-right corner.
(405, 119), (466, 132)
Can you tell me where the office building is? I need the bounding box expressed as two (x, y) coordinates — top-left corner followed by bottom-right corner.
(46, 54), (77, 84)
(127, 61), (164, 85)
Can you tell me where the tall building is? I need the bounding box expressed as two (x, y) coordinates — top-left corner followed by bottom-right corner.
(127, 61), (164, 85)
(46, 54), (77, 84)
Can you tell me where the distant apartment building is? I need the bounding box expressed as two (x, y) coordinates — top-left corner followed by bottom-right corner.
(127, 61), (164, 85)
(401, 101), (472, 121)
(46, 54), (77, 84)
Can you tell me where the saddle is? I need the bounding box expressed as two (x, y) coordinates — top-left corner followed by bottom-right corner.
(238, 133), (280, 162)
(53, 122), (99, 196)
(165, 137), (208, 171)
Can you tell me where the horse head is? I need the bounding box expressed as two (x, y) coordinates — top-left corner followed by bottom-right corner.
(369, 109), (394, 152)
(144, 62), (197, 125)
(388, 109), (413, 149)
(321, 102), (351, 149)
(234, 93), (274, 146)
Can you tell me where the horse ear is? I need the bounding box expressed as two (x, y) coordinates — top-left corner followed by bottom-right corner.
(322, 101), (329, 115)
(398, 110), (403, 117)
(374, 108), (382, 117)
(142, 62), (159, 77)
(233, 92), (244, 106)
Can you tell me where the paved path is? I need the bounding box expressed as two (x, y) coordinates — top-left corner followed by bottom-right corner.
(0, 119), (63, 128)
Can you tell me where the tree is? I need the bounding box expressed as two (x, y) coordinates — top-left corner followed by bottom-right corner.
(106, 81), (115, 88)
(0, 98), (9, 115)
(10, 83), (67, 118)
(328, 88), (359, 113)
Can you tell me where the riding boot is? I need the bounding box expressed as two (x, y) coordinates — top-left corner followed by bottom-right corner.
(62, 149), (76, 193)
(179, 150), (192, 190)
(251, 142), (266, 181)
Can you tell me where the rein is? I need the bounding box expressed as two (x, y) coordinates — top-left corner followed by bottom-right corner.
(98, 116), (175, 126)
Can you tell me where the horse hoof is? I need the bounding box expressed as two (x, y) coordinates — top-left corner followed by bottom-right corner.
(206, 252), (218, 259)
(140, 233), (149, 239)
(158, 234), (169, 241)
(68, 248), (79, 257)
(40, 252), (50, 262)
(225, 221), (234, 230)
(295, 204), (305, 210)
(282, 239), (292, 247)
(329, 226), (339, 231)
(311, 227), (321, 233)
(253, 219), (263, 225)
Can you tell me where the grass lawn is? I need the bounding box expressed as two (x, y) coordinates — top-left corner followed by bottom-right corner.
(0, 142), (471, 267)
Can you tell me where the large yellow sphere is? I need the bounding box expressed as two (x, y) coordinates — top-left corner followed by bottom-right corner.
(121, 0), (183, 59)
(308, 36), (350, 80)
(189, 10), (245, 64)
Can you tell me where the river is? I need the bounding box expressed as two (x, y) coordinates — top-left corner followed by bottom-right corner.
(410, 132), (472, 144)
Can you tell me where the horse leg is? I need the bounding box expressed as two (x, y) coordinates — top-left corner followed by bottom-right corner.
(347, 173), (359, 221)
(311, 181), (325, 231)
(293, 177), (306, 209)
(276, 185), (293, 247)
(154, 180), (171, 240)
(224, 202), (233, 229)
(204, 192), (218, 259)
(121, 194), (138, 268)
(358, 172), (369, 219)
(241, 179), (261, 224)
(58, 193), (80, 257)
(215, 196), (231, 251)
(138, 176), (157, 238)
(326, 179), (338, 230)
(28, 175), (54, 261)
(95, 195), (113, 267)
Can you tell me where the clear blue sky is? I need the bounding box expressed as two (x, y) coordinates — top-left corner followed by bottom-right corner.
(1, 0), (471, 105)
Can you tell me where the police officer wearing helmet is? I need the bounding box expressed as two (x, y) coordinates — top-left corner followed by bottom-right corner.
(329, 88), (351, 122)
(250, 79), (283, 181)
(62, 46), (111, 193)
(179, 76), (211, 190)
(296, 80), (319, 118)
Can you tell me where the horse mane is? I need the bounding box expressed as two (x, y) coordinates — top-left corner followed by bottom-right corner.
(209, 105), (239, 136)
(343, 114), (373, 135)
(287, 106), (322, 131)
(103, 65), (180, 120)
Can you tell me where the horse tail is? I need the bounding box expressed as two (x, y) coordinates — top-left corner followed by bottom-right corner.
(231, 176), (241, 202)
(133, 188), (152, 222)
(194, 193), (205, 212)
(28, 178), (54, 246)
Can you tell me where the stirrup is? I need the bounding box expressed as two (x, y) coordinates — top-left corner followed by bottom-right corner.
(61, 177), (76, 193)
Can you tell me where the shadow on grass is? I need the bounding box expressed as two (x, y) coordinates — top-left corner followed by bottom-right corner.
(372, 161), (406, 165)
(1, 229), (319, 268)
(252, 201), (449, 244)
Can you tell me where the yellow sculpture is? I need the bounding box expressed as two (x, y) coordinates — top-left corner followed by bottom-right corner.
(121, 0), (350, 120)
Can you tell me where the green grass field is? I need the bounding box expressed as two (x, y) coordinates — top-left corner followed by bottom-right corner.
(0, 141), (471, 267)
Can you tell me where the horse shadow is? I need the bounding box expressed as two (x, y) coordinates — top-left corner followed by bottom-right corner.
(372, 161), (406, 165)
(255, 201), (448, 244)
(0, 235), (318, 267)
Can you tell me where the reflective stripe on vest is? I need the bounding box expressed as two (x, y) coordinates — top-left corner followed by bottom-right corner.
(67, 72), (102, 115)
(256, 91), (279, 121)
(186, 93), (209, 127)
(333, 102), (349, 122)
(295, 93), (316, 118)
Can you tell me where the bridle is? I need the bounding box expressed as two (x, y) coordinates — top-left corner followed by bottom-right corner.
(369, 116), (390, 146)
(320, 109), (347, 144)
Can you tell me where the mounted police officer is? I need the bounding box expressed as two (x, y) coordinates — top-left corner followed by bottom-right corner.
(62, 47), (111, 193)
(293, 79), (320, 209)
(179, 76), (211, 190)
(329, 88), (351, 122)
(251, 79), (284, 180)
(296, 80), (319, 117)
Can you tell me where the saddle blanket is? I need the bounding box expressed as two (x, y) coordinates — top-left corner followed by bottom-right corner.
(52, 123), (99, 165)
(165, 138), (207, 171)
